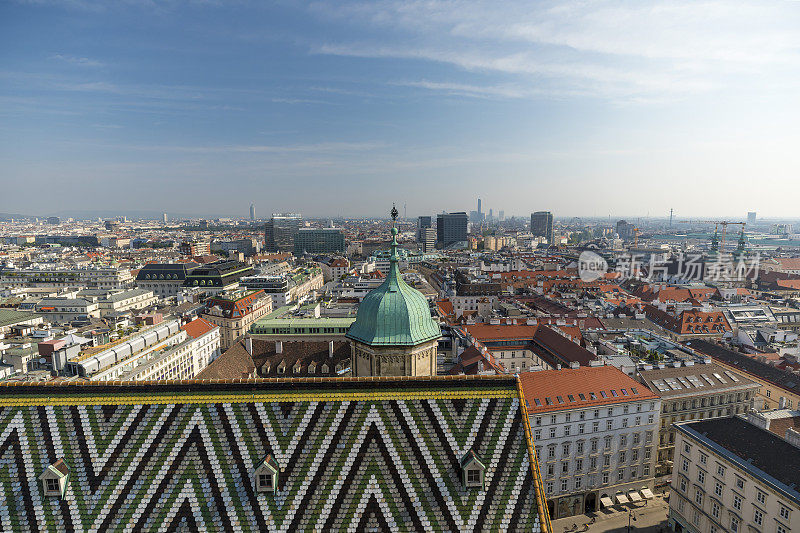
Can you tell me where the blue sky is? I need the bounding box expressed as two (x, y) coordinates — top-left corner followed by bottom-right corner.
(1, 0), (799, 219)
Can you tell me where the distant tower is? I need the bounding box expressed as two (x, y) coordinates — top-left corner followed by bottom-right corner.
(162, 213), (168, 224)
(747, 212), (757, 225)
(736, 227), (747, 255)
(477, 198), (482, 217)
(669, 208), (673, 228)
(250, 204), (255, 221)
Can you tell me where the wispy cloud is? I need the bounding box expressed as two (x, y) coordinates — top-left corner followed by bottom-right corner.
(51, 54), (104, 67)
(310, 0), (800, 102)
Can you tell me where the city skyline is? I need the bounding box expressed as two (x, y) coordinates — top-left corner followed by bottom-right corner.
(2, 1), (800, 217)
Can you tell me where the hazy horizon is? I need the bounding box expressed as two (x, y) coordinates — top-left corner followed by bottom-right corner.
(2, 1), (799, 218)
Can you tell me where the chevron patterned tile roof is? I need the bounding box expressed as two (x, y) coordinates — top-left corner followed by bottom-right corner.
(0, 376), (551, 532)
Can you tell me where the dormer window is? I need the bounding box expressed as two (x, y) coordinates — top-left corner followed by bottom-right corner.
(39, 458), (69, 498)
(255, 454), (280, 493)
(461, 450), (486, 490)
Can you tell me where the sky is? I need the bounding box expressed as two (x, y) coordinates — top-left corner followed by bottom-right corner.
(1, 0), (799, 219)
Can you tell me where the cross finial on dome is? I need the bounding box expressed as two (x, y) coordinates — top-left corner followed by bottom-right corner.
(390, 204), (398, 222)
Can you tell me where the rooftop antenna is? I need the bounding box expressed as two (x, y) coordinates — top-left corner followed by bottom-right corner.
(404, 203), (407, 220)
(670, 208), (674, 228)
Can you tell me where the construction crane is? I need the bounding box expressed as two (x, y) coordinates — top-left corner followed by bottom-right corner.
(680, 220), (746, 252)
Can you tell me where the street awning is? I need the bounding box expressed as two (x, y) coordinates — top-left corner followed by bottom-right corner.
(615, 494), (630, 505)
(600, 496), (614, 508)
(628, 491), (642, 502)
(640, 488), (655, 499)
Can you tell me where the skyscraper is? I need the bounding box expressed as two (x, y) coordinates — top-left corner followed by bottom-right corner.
(747, 211), (757, 225)
(162, 213), (168, 224)
(250, 203), (255, 221)
(293, 228), (345, 256)
(531, 211), (554, 244)
(436, 212), (468, 249)
(264, 213), (302, 252)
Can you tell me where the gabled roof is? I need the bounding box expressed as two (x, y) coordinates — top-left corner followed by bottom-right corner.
(180, 317), (217, 339)
(519, 366), (659, 414)
(0, 377), (551, 532)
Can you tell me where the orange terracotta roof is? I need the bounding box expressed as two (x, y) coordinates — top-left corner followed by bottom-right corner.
(465, 323), (538, 341)
(519, 366), (659, 414)
(181, 317), (217, 339)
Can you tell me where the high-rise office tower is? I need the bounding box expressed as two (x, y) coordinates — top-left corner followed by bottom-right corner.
(436, 212), (468, 249)
(250, 204), (255, 221)
(477, 198), (482, 217)
(293, 228), (345, 256)
(498, 210), (505, 222)
(162, 213), (168, 224)
(418, 216), (432, 230)
(747, 212), (757, 225)
(264, 213), (302, 252)
(531, 211), (554, 244)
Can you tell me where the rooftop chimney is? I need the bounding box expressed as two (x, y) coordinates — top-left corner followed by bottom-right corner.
(245, 336), (253, 356)
(328, 340), (334, 358)
(275, 340), (283, 354)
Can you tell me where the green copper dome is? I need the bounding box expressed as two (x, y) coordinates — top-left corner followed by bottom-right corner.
(347, 225), (441, 346)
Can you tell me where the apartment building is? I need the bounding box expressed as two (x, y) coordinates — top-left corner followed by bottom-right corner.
(119, 318), (220, 381)
(97, 288), (157, 317)
(202, 289), (272, 350)
(135, 263), (195, 298)
(465, 322), (597, 373)
(63, 319), (219, 380)
(638, 362), (759, 478)
(34, 298), (100, 324)
(669, 416), (799, 533)
(519, 366), (662, 520)
(687, 339), (800, 411)
(0, 266), (133, 289)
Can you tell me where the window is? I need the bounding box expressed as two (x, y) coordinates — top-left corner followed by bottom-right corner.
(753, 509), (763, 526)
(594, 409), (599, 418)
(565, 413), (571, 422)
(694, 489), (703, 506)
(467, 469), (481, 484)
(576, 441), (584, 454)
(602, 472), (609, 484)
(562, 461), (569, 473)
(563, 443), (571, 455)
(618, 469), (624, 481)
(632, 449), (638, 462)
(648, 414), (654, 424)
(45, 478), (59, 493)
(733, 494), (742, 511)
(591, 439), (598, 452)
(547, 464), (554, 476)
(716, 464), (725, 476)
(574, 477), (582, 490)
(700, 453), (708, 465)
(697, 470), (705, 484)
(633, 433), (641, 445)
(735, 476), (744, 490)
(711, 502), (720, 519)
(644, 448), (651, 460)
(548, 445), (556, 458)
(535, 416), (542, 426)
(682, 458), (689, 472)
(546, 481), (554, 494)
(714, 481), (723, 497)
(756, 490), (766, 505)
(779, 504), (791, 521)
(607, 420), (614, 430)
(550, 427), (557, 438)
(578, 423), (585, 434)
(619, 451), (626, 463)
(564, 425), (571, 436)
(777, 526), (787, 533)
(730, 516), (739, 532)
(590, 457), (597, 470)
(550, 415), (557, 424)
(561, 479), (568, 491)
(621, 419), (627, 428)
(643, 464), (650, 476)
(620, 435), (627, 447)
(593, 422), (599, 432)
(677, 497), (685, 513)
(679, 478), (687, 493)
(534, 429), (541, 440)
(635, 416), (641, 426)
(693, 510), (701, 526)
(258, 473), (273, 490)
(603, 454), (611, 467)
(579, 411), (586, 420)
(684, 443), (692, 454)
(605, 436), (612, 449)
